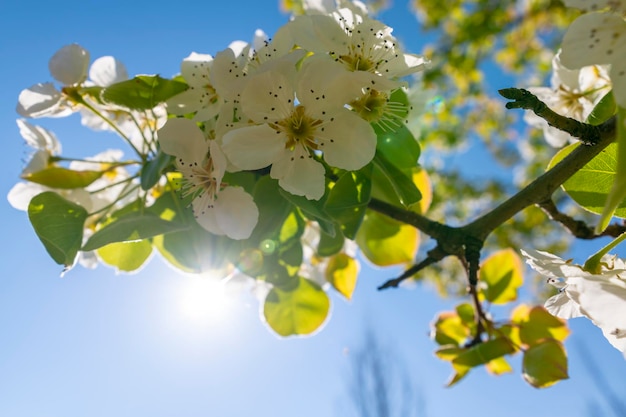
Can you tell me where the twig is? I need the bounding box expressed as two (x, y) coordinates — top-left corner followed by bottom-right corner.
(378, 246), (448, 290)
(538, 199), (626, 239)
(498, 88), (611, 145)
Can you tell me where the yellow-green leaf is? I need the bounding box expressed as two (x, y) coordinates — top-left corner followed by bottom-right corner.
(431, 311), (470, 346)
(486, 357), (513, 375)
(479, 248), (523, 304)
(97, 240), (153, 273)
(548, 142), (626, 218)
(355, 211), (419, 266)
(263, 277), (330, 337)
(518, 306), (570, 346)
(522, 339), (569, 388)
(24, 167), (104, 189)
(325, 253), (359, 300)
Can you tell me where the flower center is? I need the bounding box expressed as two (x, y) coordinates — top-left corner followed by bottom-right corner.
(178, 157), (220, 207)
(273, 105), (323, 150)
(349, 89), (407, 131)
(339, 51), (376, 72)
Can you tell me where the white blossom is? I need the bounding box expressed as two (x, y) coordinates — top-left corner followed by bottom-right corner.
(524, 51), (610, 147)
(157, 118), (259, 240)
(221, 58), (376, 200)
(521, 248), (626, 357)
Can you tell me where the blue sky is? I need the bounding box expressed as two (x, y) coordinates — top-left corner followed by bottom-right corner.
(1, 1), (626, 416)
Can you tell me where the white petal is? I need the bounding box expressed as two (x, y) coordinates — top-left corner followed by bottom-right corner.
(609, 64), (626, 107)
(222, 124), (287, 170)
(166, 88), (205, 115)
(560, 13), (626, 69)
(16, 83), (70, 118)
(214, 186), (259, 240)
(270, 150), (326, 200)
(48, 44), (90, 85)
(318, 108), (376, 170)
(157, 118), (207, 162)
(181, 52), (214, 88)
(23, 150), (50, 174)
(192, 198), (224, 236)
(209, 140), (227, 186)
(563, 0), (626, 11)
(16, 119), (61, 153)
(7, 182), (47, 211)
(89, 56), (128, 86)
(211, 48), (248, 101)
(241, 70), (294, 123)
(544, 292), (583, 319)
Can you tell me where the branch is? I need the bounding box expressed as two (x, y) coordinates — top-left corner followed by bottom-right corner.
(537, 199), (626, 239)
(378, 246), (448, 290)
(498, 88), (610, 145)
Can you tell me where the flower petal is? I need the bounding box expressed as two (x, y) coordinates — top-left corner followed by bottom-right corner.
(48, 44), (90, 85)
(192, 197), (224, 235)
(181, 52), (214, 87)
(222, 124), (287, 170)
(16, 83), (70, 118)
(318, 108), (376, 170)
(89, 56), (128, 86)
(241, 70), (294, 123)
(157, 118), (207, 162)
(214, 186), (259, 240)
(560, 13), (626, 69)
(270, 150), (326, 200)
(16, 119), (61, 153)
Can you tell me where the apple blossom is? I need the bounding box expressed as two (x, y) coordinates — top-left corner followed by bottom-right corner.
(524, 51), (610, 147)
(157, 118), (259, 240)
(221, 58), (377, 200)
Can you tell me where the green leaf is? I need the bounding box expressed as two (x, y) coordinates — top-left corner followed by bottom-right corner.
(452, 337), (515, 368)
(250, 176), (293, 244)
(478, 248), (523, 304)
(584, 231), (626, 273)
(23, 167), (104, 189)
(355, 210), (419, 266)
(522, 339), (569, 388)
(548, 142), (626, 218)
(28, 192), (88, 266)
(372, 152), (421, 207)
(101, 75), (188, 110)
(325, 253), (358, 300)
(140, 150), (174, 191)
(324, 166), (372, 239)
(263, 277), (330, 336)
(596, 106), (626, 232)
(431, 311), (470, 346)
(279, 188), (336, 237)
(375, 120), (421, 170)
(97, 240), (153, 273)
(586, 91), (616, 126)
(82, 212), (188, 251)
(317, 228), (345, 257)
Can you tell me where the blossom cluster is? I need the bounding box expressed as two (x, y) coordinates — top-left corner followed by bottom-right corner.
(12, 5), (426, 247)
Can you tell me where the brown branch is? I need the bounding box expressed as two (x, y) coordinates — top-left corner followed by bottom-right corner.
(537, 198), (626, 239)
(378, 246), (448, 290)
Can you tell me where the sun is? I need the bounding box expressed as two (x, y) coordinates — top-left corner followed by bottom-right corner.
(177, 274), (234, 324)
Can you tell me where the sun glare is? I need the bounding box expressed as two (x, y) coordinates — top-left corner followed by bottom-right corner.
(177, 275), (234, 324)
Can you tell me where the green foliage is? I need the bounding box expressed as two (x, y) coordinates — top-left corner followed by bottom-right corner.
(263, 277), (330, 336)
(140, 150), (174, 191)
(101, 75), (188, 110)
(28, 192), (88, 267)
(478, 248), (523, 305)
(24, 167), (104, 189)
(549, 142), (626, 218)
(82, 212), (188, 251)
